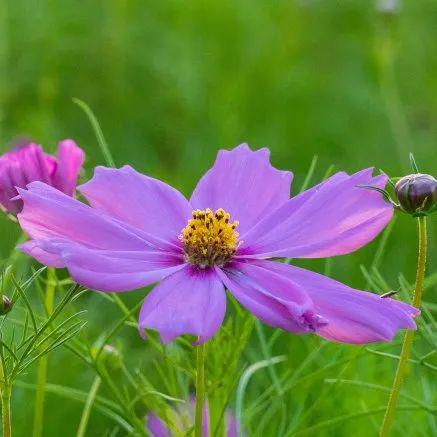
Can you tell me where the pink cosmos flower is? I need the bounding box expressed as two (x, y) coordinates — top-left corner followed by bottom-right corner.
(16, 144), (418, 344)
(146, 399), (237, 437)
(0, 140), (84, 215)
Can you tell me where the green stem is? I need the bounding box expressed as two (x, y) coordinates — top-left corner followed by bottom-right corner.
(1, 383), (11, 437)
(195, 342), (206, 437)
(76, 376), (102, 437)
(380, 216), (427, 436)
(0, 360), (11, 437)
(33, 268), (56, 437)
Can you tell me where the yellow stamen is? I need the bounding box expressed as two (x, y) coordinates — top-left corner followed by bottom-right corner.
(179, 208), (239, 268)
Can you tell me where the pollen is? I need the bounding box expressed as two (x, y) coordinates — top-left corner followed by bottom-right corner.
(179, 208), (240, 268)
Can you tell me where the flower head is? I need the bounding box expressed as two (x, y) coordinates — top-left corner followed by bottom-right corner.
(180, 208), (240, 267)
(16, 144), (419, 344)
(146, 398), (237, 437)
(0, 296), (12, 316)
(0, 140), (84, 215)
(395, 173), (437, 217)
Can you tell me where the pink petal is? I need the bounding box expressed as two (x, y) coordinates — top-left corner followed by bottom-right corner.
(190, 144), (292, 235)
(0, 161), (25, 214)
(138, 266), (226, 344)
(19, 240), (64, 268)
(216, 262), (326, 333)
(146, 414), (170, 437)
(256, 260), (419, 344)
(14, 143), (53, 184)
(18, 182), (178, 253)
(23, 240), (185, 292)
(52, 140), (85, 196)
(0, 143), (54, 214)
(79, 166), (191, 245)
(239, 169), (394, 258)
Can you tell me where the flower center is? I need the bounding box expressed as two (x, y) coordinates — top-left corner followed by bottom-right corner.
(179, 208), (239, 268)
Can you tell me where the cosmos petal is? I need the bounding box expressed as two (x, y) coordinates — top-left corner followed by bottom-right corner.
(0, 162), (25, 215)
(17, 183), (186, 292)
(216, 262), (326, 333)
(19, 240), (64, 268)
(255, 260), (419, 343)
(0, 143), (54, 214)
(52, 140), (85, 196)
(190, 144), (292, 235)
(138, 266), (226, 344)
(15, 143), (54, 184)
(25, 240), (184, 292)
(146, 414), (170, 437)
(17, 182), (179, 253)
(239, 169), (394, 258)
(79, 165), (191, 245)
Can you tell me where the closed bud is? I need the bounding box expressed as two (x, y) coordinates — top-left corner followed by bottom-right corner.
(0, 295), (13, 315)
(395, 173), (437, 216)
(0, 140), (84, 216)
(91, 344), (122, 370)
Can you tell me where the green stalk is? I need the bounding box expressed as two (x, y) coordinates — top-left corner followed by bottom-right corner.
(1, 384), (11, 437)
(195, 342), (206, 437)
(76, 376), (102, 437)
(0, 361), (11, 437)
(33, 268), (56, 437)
(380, 216), (427, 436)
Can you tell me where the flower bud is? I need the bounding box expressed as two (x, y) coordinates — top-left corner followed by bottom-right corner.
(0, 140), (84, 216)
(395, 173), (437, 216)
(91, 344), (122, 370)
(0, 295), (13, 315)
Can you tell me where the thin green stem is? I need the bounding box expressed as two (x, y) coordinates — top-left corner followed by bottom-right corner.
(33, 268), (56, 437)
(76, 376), (102, 437)
(380, 216), (427, 436)
(72, 98), (116, 167)
(195, 342), (206, 437)
(1, 385), (11, 437)
(0, 362), (11, 437)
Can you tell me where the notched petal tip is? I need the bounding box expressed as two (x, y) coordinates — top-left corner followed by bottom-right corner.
(246, 260), (418, 345)
(191, 143), (293, 236)
(138, 267), (226, 344)
(241, 166), (394, 259)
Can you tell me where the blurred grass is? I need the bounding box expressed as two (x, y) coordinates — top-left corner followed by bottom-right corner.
(0, 0), (436, 435)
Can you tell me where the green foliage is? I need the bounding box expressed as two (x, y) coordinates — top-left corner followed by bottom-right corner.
(0, 0), (436, 436)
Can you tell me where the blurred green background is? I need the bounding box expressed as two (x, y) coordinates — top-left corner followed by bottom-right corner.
(0, 0), (436, 436)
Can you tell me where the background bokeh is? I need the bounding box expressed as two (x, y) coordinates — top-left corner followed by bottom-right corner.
(0, 0), (436, 435)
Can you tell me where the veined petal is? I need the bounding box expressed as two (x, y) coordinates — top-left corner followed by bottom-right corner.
(79, 165), (191, 245)
(24, 240), (185, 292)
(240, 169), (393, 258)
(256, 260), (418, 344)
(216, 262), (326, 333)
(14, 143), (53, 185)
(19, 240), (64, 268)
(52, 140), (85, 196)
(138, 266), (226, 344)
(0, 144), (54, 214)
(0, 162), (25, 214)
(17, 182), (178, 252)
(190, 144), (292, 235)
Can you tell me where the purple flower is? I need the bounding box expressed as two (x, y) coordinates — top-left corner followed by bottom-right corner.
(0, 140), (84, 215)
(146, 399), (237, 437)
(16, 144), (418, 344)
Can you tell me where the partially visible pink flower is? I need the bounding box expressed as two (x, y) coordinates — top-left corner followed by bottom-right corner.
(16, 144), (419, 344)
(0, 140), (84, 215)
(146, 399), (237, 437)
